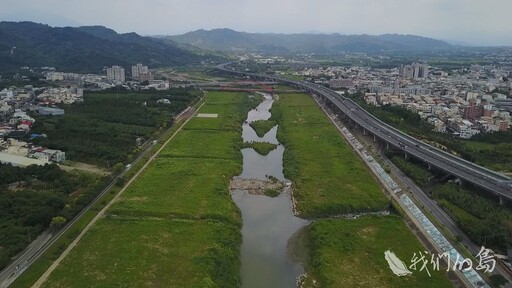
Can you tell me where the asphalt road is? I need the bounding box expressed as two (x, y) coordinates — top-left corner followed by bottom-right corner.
(376, 145), (512, 285)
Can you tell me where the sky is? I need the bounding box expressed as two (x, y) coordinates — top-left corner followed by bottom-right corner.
(1, 0), (512, 46)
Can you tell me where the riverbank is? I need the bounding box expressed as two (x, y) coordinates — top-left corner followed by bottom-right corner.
(271, 92), (454, 287)
(231, 92), (309, 287)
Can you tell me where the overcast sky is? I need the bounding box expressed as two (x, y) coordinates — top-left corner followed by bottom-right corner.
(2, 0), (511, 46)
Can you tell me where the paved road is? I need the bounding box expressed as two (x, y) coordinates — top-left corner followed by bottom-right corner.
(376, 145), (512, 285)
(0, 103), (199, 288)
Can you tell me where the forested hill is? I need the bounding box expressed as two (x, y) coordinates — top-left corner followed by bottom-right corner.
(168, 28), (452, 54)
(0, 22), (214, 73)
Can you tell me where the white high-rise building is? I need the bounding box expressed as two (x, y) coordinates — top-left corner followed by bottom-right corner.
(131, 63), (149, 80)
(106, 65), (125, 84)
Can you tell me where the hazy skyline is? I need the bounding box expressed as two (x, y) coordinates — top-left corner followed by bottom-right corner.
(1, 0), (512, 46)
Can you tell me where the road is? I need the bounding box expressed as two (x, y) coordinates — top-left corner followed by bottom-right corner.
(216, 63), (512, 202)
(0, 103), (199, 288)
(379, 148), (512, 285)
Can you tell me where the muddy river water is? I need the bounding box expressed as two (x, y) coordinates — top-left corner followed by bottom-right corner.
(231, 93), (309, 288)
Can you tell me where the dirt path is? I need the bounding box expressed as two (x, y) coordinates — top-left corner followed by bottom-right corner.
(58, 162), (110, 176)
(32, 101), (205, 288)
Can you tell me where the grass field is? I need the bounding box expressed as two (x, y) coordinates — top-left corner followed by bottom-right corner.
(110, 158), (241, 225)
(159, 129), (241, 160)
(303, 216), (453, 288)
(41, 218), (240, 288)
(38, 91), (257, 287)
(272, 93), (389, 217)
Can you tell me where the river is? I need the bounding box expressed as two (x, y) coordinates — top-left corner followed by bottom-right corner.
(231, 93), (309, 288)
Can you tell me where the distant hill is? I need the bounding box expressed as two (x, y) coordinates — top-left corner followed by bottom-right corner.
(168, 28), (452, 54)
(0, 22), (212, 73)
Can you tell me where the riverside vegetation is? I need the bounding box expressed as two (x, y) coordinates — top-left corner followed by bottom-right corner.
(270, 93), (389, 217)
(270, 92), (452, 286)
(249, 119), (277, 137)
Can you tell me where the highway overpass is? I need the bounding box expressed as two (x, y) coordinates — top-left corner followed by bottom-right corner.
(216, 63), (512, 203)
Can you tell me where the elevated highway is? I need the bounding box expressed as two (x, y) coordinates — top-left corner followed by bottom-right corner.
(217, 63), (512, 202)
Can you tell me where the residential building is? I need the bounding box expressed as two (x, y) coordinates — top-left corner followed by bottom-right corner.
(106, 65), (125, 84)
(131, 63), (149, 80)
(463, 100), (483, 120)
(400, 63), (428, 79)
(131, 63), (153, 82)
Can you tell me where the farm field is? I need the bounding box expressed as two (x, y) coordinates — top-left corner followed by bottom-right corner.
(303, 216), (453, 288)
(271, 93), (389, 217)
(37, 91), (257, 287)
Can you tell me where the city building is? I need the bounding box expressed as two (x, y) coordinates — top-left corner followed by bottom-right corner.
(131, 63), (153, 82)
(131, 63), (148, 80)
(106, 65), (125, 84)
(463, 99), (483, 120)
(399, 63), (428, 79)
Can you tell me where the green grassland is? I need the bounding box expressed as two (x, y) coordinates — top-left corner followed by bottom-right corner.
(271, 93), (389, 217)
(304, 216), (452, 288)
(109, 158), (241, 225)
(249, 119), (277, 137)
(42, 218), (240, 288)
(159, 129), (241, 159)
(39, 91), (258, 287)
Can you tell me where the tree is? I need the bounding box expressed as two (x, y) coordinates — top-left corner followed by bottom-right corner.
(489, 274), (508, 287)
(49, 216), (67, 232)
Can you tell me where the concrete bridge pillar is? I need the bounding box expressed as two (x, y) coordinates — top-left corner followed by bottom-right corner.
(404, 152), (408, 159)
(499, 196), (504, 206)
(363, 128), (367, 135)
(373, 134), (377, 142)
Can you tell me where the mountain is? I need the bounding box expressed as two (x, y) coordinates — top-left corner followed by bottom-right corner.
(0, 22), (211, 73)
(168, 28), (452, 54)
